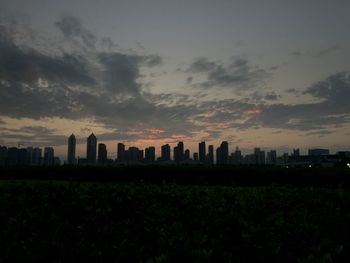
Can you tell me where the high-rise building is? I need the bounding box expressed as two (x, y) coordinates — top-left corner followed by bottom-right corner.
(98, 143), (107, 164)
(254, 148), (265, 165)
(199, 141), (206, 163)
(32, 147), (42, 166)
(145, 147), (156, 163)
(184, 149), (190, 161)
(86, 133), (97, 164)
(220, 141), (229, 165)
(231, 146), (242, 165)
(208, 145), (214, 165)
(193, 152), (199, 161)
(7, 147), (18, 166)
(174, 142), (184, 162)
(18, 148), (29, 165)
(128, 147), (140, 162)
(161, 144), (171, 161)
(0, 146), (7, 166)
(266, 150), (277, 165)
(44, 147), (54, 166)
(216, 147), (221, 165)
(117, 143), (126, 162)
(67, 134), (76, 165)
(292, 148), (300, 157)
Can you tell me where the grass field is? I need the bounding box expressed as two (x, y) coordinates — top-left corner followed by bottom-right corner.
(1, 180), (350, 262)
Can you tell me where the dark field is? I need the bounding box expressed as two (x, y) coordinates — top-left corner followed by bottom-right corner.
(1, 176), (350, 262)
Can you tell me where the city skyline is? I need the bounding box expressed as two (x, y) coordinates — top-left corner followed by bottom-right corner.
(0, 1), (350, 159)
(1, 132), (348, 164)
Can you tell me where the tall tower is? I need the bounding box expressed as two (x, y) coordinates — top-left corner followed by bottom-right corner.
(161, 144), (171, 161)
(98, 143), (107, 164)
(117, 143), (126, 162)
(86, 133), (97, 164)
(208, 145), (214, 165)
(67, 134), (76, 165)
(199, 141), (206, 163)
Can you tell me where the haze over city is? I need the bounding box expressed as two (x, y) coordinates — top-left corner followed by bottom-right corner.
(1, 0), (350, 160)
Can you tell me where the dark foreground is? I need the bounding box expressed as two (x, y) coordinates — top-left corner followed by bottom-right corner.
(1, 178), (350, 262)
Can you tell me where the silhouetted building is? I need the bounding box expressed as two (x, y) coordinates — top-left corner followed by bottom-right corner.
(145, 147), (156, 163)
(18, 148), (29, 165)
(7, 147), (18, 166)
(161, 144), (171, 161)
(199, 141), (206, 163)
(208, 145), (214, 165)
(308, 148), (330, 156)
(117, 143), (126, 163)
(98, 143), (107, 164)
(230, 146), (243, 165)
(266, 150), (277, 165)
(193, 152), (199, 162)
(0, 146), (7, 166)
(216, 147), (221, 165)
(292, 148), (300, 157)
(127, 147), (143, 163)
(174, 142), (184, 162)
(184, 149), (190, 161)
(67, 134), (76, 165)
(32, 147), (42, 166)
(254, 148), (265, 165)
(44, 147), (54, 166)
(217, 141), (229, 165)
(86, 133), (97, 164)
(26, 147), (34, 165)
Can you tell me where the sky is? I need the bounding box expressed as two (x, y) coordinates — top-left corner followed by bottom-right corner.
(0, 0), (350, 160)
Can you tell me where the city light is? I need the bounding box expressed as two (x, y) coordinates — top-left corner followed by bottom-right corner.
(347, 163), (350, 168)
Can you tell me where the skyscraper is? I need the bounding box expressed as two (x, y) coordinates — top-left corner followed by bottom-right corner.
(117, 143), (126, 163)
(98, 143), (107, 164)
(174, 141), (184, 162)
(86, 133), (97, 164)
(184, 149), (190, 161)
(161, 144), (171, 161)
(199, 141), (206, 163)
(32, 147), (42, 166)
(44, 147), (54, 166)
(208, 145), (214, 165)
(145, 147), (156, 163)
(67, 134), (76, 165)
(220, 141), (229, 165)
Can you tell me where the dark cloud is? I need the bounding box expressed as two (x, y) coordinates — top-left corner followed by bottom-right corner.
(0, 126), (67, 146)
(55, 16), (97, 49)
(286, 88), (299, 94)
(290, 45), (340, 59)
(187, 57), (269, 90)
(0, 28), (95, 86)
(250, 91), (281, 102)
(98, 52), (161, 94)
(312, 45), (340, 58)
(290, 51), (303, 57)
(304, 130), (334, 137)
(264, 92), (280, 101)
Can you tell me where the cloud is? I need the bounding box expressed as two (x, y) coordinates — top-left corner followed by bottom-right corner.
(290, 45), (340, 59)
(186, 57), (269, 90)
(98, 52), (161, 94)
(240, 72), (350, 131)
(55, 16), (97, 49)
(290, 51), (303, 57)
(0, 126), (67, 146)
(311, 45), (340, 58)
